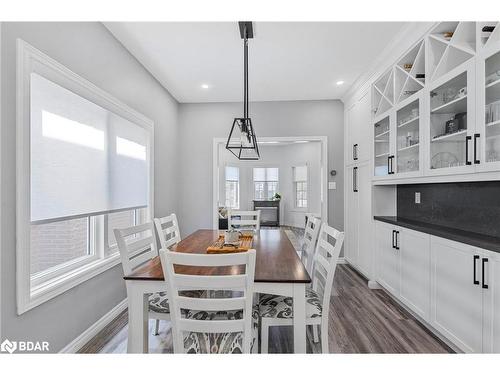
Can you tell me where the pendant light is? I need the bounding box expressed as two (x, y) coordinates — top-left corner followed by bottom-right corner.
(226, 21), (260, 160)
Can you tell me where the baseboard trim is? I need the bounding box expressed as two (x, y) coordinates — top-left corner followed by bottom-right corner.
(60, 298), (127, 353)
(368, 280), (382, 289)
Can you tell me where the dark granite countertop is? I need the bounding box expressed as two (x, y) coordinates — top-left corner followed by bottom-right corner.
(374, 216), (500, 254)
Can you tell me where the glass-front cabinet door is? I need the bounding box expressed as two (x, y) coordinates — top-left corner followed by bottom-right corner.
(395, 95), (422, 176)
(373, 114), (393, 177)
(427, 60), (475, 175)
(477, 42), (500, 172)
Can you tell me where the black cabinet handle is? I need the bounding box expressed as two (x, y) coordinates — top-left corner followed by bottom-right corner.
(395, 231), (400, 250)
(466, 136), (472, 165)
(473, 255), (480, 285)
(392, 230), (396, 249)
(353, 167), (358, 192)
(482, 258), (489, 289)
(353, 144), (358, 161)
(388, 156), (395, 174)
(474, 134), (480, 164)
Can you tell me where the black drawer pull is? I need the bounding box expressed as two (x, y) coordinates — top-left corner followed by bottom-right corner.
(473, 255), (480, 285)
(392, 230), (396, 249)
(395, 231), (400, 250)
(482, 258), (489, 289)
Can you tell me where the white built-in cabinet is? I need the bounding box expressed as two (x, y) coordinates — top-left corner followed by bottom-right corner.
(430, 236), (483, 352)
(347, 90), (371, 165)
(370, 21), (500, 183)
(345, 161), (372, 277)
(375, 220), (500, 353)
(483, 250), (500, 353)
(376, 222), (430, 320)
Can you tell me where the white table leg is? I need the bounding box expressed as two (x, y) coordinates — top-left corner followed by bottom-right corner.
(126, 282), (149, 353)
(293, 283), (306, 353)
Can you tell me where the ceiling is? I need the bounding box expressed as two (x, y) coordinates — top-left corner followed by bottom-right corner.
(105, 22), (408, 103)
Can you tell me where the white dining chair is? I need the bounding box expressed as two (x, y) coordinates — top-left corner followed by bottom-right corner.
(114, 222), (168, 336)
(154, 213), (181, 250)
(227, 210), (261, 231)
(258, 223), (344, 353)
(159, 249), (258, 354)
(298, 216), (321, 275)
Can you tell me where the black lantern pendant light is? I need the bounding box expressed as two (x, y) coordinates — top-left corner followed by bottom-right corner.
(226, 21), (260, 160)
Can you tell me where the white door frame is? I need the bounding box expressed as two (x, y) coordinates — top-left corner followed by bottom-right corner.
(212, 136), (328, 229)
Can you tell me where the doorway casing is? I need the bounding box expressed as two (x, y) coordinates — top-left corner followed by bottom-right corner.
(212, 136), (328, 229)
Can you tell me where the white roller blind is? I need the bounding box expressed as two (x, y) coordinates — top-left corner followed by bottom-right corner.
(30, 73), (150, 223)
(225, 166), (239, 181)
(293, 166), (308, 181)
(253, 167), (278, 181)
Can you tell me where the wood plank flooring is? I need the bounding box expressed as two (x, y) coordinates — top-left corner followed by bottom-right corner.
(79, 264), (453, 354)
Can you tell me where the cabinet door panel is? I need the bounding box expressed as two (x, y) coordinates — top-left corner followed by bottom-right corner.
(345, 166), (359, 265)
(483, 250), (500, 353)
(376, 222), (400, 296)
(357, 91), (371, 162)
(430, 237), (483, 352)
(357, 163), (372, 276)
(400, 228), (430, 319)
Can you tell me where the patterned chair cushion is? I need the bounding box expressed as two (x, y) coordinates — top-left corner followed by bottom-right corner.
(182, 304), (259, 354)
(148, 290), (206, 314)
(258, 288), (322, 319)
(148, 292), (170, 313)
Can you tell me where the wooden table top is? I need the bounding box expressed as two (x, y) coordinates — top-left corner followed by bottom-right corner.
(123, 229), (311, 283)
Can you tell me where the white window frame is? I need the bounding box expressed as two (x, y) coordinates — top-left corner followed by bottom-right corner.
(253, 167), (279, 200)
(293, 165), (309, 209)
(224, 166), (240, 209)
(16, 40), (154, 314)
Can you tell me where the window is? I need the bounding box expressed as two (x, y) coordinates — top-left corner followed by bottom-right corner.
(17, 41), (153, 313)
(294, 166), (308, 208)
(253, 167), (279, 200)
(224, 166), (240, 209)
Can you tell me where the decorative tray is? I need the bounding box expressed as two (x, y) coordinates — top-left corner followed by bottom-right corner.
(206, 234), (254, 254)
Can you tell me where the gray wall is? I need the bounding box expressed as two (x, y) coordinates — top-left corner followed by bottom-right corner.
(0, 22), (179, 351)
(177, 100), (344, 236)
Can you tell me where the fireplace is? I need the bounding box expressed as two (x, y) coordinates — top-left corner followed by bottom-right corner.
(253, 200), (280, 227)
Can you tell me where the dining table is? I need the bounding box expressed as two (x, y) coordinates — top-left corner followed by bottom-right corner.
(123, 228), (311, 353)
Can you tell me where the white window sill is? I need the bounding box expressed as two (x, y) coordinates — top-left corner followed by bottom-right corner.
(21, 253), (121, 314)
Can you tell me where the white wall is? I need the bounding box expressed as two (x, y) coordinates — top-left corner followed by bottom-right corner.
(218, 142), (322, 227)
(0, 22), (179, 351)
(178, 100), (344, 237)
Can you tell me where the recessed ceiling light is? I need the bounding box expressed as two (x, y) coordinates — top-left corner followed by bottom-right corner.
(336, 80), (344, 86)
(201, 84), (210, 89)
(294, 140), (309, 143)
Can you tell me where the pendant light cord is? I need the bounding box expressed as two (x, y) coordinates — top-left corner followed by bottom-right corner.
(243, 24), (249, 120)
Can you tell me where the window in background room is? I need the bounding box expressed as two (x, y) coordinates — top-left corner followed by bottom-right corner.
(225, 166), (240, 209)
(253, 167), (279, 200)
(293, 166), (308, 208)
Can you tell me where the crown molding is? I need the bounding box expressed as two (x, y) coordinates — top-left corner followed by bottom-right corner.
(341, 22), (437, 106)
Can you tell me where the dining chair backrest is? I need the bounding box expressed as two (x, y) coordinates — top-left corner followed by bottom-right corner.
(301, 216), (321, 274)
(154, 213), (181, 250)
(114, 222), (158, 275)
(228, 210), (261, 231)
(159, 249), (256, 353)
(311, 223), (344, 320)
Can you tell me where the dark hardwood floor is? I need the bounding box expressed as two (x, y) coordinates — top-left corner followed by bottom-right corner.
(79, 264), (453, 354)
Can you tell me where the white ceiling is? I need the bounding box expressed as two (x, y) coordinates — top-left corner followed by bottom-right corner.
(105, 22), (408, 103)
